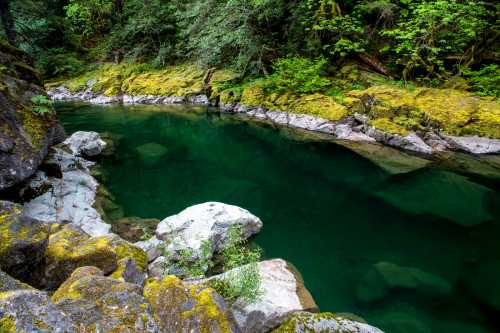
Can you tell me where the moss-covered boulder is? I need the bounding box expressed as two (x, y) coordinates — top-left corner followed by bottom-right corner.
(144, 275), (237, 332)
(0, 289), (77, 332)
(272, 312), (383, 333)
(0, 40), (64, 190)
(289, 94), (349, 122)
(347, 85), (500, 139)
(52, 266), (157, 332)
(42, 225), (147, 289)
(0, 201), (49, 281)
(109, 257), (147, 286)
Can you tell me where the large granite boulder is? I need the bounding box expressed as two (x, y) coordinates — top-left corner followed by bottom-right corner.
(0, 289), (77, 332)
(272, 312), (384, 333)
(207, 259), (318, 333)
(155, 202), (263, 262)
(0, 201), (49, 281)
(23, 142), (111, 237)
(62, 131), (107, 157)
(41, 224), (147, 289)
(0, 40), (64, 191)
(52, 266), (158, 332)
(356, 262), (451, 303)
(144, 275), (238, 332)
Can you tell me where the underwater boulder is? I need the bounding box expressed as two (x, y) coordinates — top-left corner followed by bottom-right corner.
(135, 142), (169, 164)
(376, 170), (494, 226)
(144, 275), (237, 332)
(356, 262), (451, 303)
(465, 259), (500, 311)
(272, 312), (384, 333)
(376, 312), (431, 333)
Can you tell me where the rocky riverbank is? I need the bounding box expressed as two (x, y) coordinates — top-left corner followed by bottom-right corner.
(0, 131), (384, 333)
(46, 63), (500, 155)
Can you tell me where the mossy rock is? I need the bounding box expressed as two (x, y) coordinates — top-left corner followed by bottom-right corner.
(347, 85), (500, 139)
(43, 225), (148, 289)
(272, 312), (383, 333)
(122, 64), (205, 97)
(0, 201), (49, 281)
(240, 84), (266, 106)
(370, 118), (409, 136)
(0, 40), (63, 190)
(0, 289), (77, 332)
(289, 94), (349, 121)
(144, 275), (237, 333)
(52, 266), (157, 331)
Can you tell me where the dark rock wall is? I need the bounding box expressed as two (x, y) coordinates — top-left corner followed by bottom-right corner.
(0, 40), (64, 191)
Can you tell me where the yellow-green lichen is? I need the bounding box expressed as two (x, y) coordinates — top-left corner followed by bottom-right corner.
(289, 94), (349, 121)
(144, 276), (233, 333)
(0, 314), (16, 333)
(16, 106), (52, 148)
(371, 118), (409, 136)
(347, 85), (500, 138)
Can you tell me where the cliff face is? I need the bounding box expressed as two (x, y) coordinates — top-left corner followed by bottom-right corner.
(0, 40), (64, 191)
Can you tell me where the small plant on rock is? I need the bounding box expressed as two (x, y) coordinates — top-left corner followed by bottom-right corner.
(31, 95), (55, 116)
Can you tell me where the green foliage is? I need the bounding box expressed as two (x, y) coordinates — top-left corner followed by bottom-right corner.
(263, 57), (331, 95)
(221, 225), (262, 271)
(381, 0), (491, 79)
(463, 64), (500, 98)
(209, 262), (262, 304)
(64, 0), (114, 38)
(163, 240), (214, 279)
(30, 95), (54, 115)
(36, 48), (85, 78)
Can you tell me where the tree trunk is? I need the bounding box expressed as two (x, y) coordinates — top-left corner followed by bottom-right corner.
(0, 0), (16, 46)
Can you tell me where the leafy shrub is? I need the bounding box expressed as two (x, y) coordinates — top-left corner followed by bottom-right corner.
(463, 64), (500, 97)
(162, 225), (263, 304)
(36, 48), (85, 78)
(264, 57), (331, 95)
(30, 95), (54, 115)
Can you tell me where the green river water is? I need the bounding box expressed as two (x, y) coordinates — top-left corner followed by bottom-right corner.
(57, 102), (500, 333)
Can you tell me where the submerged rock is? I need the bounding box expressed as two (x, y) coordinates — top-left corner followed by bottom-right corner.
(0, 201), (49, 280)
(272, 312), (384, 333)
(62, 130), (107, 157)
(376, 312), (431, 333)
(336, 140), (431, 174)
(52, 266), (158, 332)
(377, 170), (494, 226)
(0, 289), (77, 332)
(41, 225), (147, 289)
(144, 275), (237, 332)
(135, 142), (169, 164)
(206, 259), (318, 333)
(156, 202), (263, 262)
(356, 262), (451, 303)
(465, 259), (500, 311)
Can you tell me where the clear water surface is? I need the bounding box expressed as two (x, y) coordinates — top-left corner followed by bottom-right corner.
(56, 103), (500, 333)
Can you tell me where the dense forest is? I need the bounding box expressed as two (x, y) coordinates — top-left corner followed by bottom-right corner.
(1, 0), (498, 97)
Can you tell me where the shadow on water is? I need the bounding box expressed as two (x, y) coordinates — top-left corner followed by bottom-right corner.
(56, 102), (500, 333)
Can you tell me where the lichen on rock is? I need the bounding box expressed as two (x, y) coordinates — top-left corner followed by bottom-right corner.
(52, 266), (158, 332)
(144, 275), (237, 333)
(0, 200), (49, 281)
(42, 224), (147, 289)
